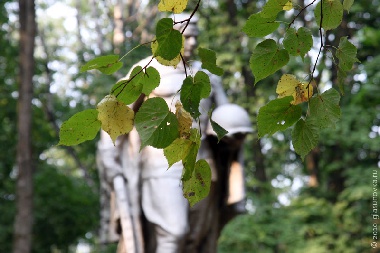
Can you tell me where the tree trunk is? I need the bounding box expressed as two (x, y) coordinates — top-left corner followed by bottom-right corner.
(13, 0), (36, 252)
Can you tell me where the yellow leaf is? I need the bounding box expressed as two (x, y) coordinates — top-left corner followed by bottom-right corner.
(158, 0), (189, 14)
(175, 101), (192, 138)
(151, 36), (184, 67)
(97, 95), (134, 143)
(276, 74), (313, 105)
(283, 1), (293, 11)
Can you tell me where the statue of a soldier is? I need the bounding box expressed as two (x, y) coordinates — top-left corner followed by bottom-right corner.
(97, 13), (252, 253)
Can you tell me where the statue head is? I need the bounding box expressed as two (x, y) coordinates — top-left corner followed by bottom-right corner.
(174, 13), (199, 60)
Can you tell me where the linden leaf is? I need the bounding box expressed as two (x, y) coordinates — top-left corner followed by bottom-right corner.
(154, 18), (183, 61)
(261, 0), (290, 18)
(336, 37), (360, 72)
(158, 0), (189, 14)
(163, 138), (193, 168)
(183, 159), (211, 207)
(314, 0), (343, 30)
(135, 97), (179, 149)
(58, 109), (101, 146)
(309, 88), (341, 129)
(242, 13), (279, 37)
(250, 39), (289, 84)
(257, 96), (302, 137)
(151, 36), (184, 67)
(198, 47), (224, 76)
(283, 0), (293, 11)
(209, 107), (229, 142)
(80, 55), (122, 75)
(180, 71), (211, 118)
(175, 101), (192, 138)
(111, 66), (144, 105)
(97, 95), (134, 143)
(182, 129), (200, 181)
(283, 27), (313, 60)
(291, 118), (319, 160)
(276, 74), (313, 105)
(343, 0), (354, 12)
(141, 66), (160, 95)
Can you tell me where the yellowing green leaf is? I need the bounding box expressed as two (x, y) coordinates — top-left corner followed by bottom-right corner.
(135, 97), (179, 149)
(154, 18), (183, 61)
(163, 138), (193, 167)
(151, 36), (184, 67)
(257, 96), (302, 137)
(182, 129), (200, 181)
(291, 118), (319, 160)
(276, 74), (313, 105)
(175, 101), (192, 138)
(250, 39), (289, 84)
(158, 0), (188, 14)
(261, 0), (290, 18)
(58, 109), (101, 146)
(283, 1), (293, 10)
(182, 159), (211, 207)
(343, 0), (354, 12)
(97, 95), (134, 143)
(314, 0), (343, 30)
(242, 13), (279, 37)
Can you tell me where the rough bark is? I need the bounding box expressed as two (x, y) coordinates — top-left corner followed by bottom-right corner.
(13, 0), (36, 252)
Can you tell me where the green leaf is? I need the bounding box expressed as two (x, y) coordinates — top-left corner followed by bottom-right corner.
(163, 138), (193, 168)
(250, 39), (289, 84)
(97, 95), (135, 143)
(283, 27), (313, 60)
(198, 48), (224, 76)
(309, 88), (341, 129)
(209, 108), (229, 142)
(343, 0), (354, 12)
(182, 129), (201, 181)
(141, 66), (160, 95)
(336, 37), (360, 72)
(180, 71), (211, 118)
(291, 118), (319, 160)
(80, 55), (123, 75)
(154, 18), (182, 61)
(261, 0), (290, 18)
(111, 66), (144, 105)
(183, 159), (211, 207)
(314, 0), (343, 30)
(257, 96), (302, 137)
(242, 13), (279, 37)
(58, 109), (101, 146)
(135, 97), (179, 149)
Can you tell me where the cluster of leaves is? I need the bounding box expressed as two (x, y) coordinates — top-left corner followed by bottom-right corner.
(242, 0), (359, 159)
(59, 0), (226, 206)
(58, 0), (360, 205)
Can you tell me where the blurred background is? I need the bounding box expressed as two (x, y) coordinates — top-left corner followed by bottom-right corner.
(1, 0), (379, 252)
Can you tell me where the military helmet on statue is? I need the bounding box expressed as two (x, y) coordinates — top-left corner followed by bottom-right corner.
(207, 103), (253, 136)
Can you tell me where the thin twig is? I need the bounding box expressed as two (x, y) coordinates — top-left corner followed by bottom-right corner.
(288, 0), (318, 29)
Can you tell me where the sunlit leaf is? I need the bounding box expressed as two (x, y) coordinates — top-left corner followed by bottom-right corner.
(257, 96), (302, 137)
(135, 97), (179, 149)
(198, 47), (224, 76)
(276, 74), (313, 105)
(183, 159), (211, 207)
(80, 55), (122, 75)
(111, 66), (144, 105)
(283, 0), (293, 10)
(343, 0), (354, 12)
(97, 95), (134, 143)
(261, 0), (290, 18)
(292, 118), (319, 160)
(309, 88), (341, 129)
(58, 109), (101, 146)
(242, 13), (279, 37)
(314, 0), (343, 30)
(163, 138), (193, 167)
(180, 71), (211, 118)
(158, 0), (188, 14)
(154, 18), (183, 61)
(283, 27), (313, 60)
(250, 39), (289, 84)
